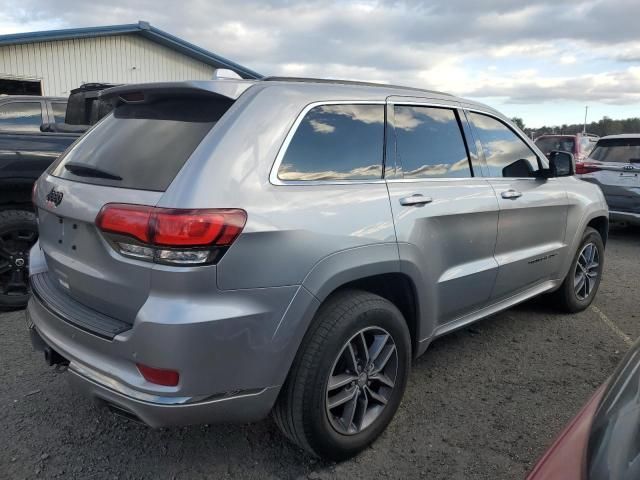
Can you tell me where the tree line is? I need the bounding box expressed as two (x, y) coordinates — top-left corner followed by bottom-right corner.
(511, 116), (640, 138)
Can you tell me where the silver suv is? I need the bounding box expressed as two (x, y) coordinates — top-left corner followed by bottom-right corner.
(576, 134), (640, 225)
(27, 78), (609, 460)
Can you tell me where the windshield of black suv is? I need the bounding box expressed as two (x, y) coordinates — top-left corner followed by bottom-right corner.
(590, 138), (640, 163)
(534, 136), (575, 156)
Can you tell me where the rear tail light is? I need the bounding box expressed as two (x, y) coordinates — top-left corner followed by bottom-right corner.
(96, 204), (246, 266)
(575, 161), (601, 174)
(136, 363), (179, 386)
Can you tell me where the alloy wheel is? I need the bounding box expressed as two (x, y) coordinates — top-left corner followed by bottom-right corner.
(325, 327), (398, 435)
(574, 242), (600, 301)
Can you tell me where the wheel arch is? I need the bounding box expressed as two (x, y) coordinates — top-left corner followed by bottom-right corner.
(587, 215), (609, 247)
(561, 208), (609, 281)
(301, 244), (422, 358)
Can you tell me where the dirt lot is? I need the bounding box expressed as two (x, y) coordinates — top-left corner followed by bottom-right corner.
(1, 225), (638, 480)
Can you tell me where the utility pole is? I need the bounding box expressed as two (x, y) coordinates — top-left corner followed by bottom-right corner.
(583, 105), (588, 133)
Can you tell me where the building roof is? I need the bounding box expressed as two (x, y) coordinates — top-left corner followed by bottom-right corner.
(0, 21), (262, 79)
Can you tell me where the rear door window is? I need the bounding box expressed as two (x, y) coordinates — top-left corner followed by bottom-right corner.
(0, 101), (43, 132)
(393, 106), (471, 179)
(50, 96), (231, 191)
(469, 112), (540, 177)
(277, 104), (384, 181)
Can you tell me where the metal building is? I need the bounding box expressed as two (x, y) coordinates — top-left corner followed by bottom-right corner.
(0, 21), (261, 96)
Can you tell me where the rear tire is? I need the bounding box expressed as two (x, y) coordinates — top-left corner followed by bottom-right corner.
(0, 209), (37, 309)
(553, 227), (604, 313)
(273, 290), (411, 461)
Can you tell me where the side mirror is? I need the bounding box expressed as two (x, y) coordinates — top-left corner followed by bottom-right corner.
(548, 150), (574, 177)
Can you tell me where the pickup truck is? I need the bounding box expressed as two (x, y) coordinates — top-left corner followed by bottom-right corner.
(0, 84), (114, 308)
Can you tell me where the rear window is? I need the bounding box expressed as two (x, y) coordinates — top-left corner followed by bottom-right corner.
(50, 96), (230, 191)
(590, 138), (640, 164)
(535, 136), (575, 155)
(277, 104), (384, 181)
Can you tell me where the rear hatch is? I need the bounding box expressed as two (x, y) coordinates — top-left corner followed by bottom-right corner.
(34, 83), (243, 323)
(579, 137), (640, 213)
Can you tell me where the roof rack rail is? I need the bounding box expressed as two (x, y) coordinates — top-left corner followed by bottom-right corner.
(261, 76), (452, 97)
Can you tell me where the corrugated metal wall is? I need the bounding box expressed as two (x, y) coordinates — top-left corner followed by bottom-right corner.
(0, 34), (215, 96)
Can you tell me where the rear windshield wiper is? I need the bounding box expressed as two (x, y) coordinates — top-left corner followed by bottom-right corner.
(64, 162), (123, 181)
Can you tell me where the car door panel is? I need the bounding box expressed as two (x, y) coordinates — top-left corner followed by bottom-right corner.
(489, 178), (568, 297)
(385, 102), (499, 326)
(465, 110), (569, 301)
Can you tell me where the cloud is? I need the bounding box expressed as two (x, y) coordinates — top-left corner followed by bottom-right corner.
(1, 0), (639, 119)
(468, 67), (640, 104)
(277, 163), (381, 181)
(309, 119), (335, 134)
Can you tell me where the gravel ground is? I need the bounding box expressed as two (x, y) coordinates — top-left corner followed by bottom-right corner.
(1, 225), (638, 480)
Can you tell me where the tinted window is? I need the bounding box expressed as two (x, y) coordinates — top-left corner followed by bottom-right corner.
(0, 102), (43, 132)
(394, 106), (470, 179)
(50, 96), (231, 191)
(590, 138), (640, 163)
(535, 136), (575, 156)
(278, 104), (383, 181)
(469, 112), (539, 177)
(51, 102), (67, 123)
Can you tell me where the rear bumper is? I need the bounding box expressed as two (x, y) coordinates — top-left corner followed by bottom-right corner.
(26, 270), (320, 426)
(68, 361), (280, 427)
(29, 319), (278, 425)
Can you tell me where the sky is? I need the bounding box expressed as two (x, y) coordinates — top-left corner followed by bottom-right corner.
(1, 0), (639, 128)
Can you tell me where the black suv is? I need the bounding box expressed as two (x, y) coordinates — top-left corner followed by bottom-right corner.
(0, 84), (114, 308)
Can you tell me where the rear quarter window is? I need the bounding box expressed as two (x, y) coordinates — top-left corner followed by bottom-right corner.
(277, 104), (384, 182)
(49, 96), (231, 191)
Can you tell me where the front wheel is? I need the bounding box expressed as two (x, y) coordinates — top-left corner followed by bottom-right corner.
(0, 209), (37, 309)
(553, 226), (604, 313)
(273, 290), (411, 461)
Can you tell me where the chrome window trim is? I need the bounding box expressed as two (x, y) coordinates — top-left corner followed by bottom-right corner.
(269, 100), (387, 186)
(385, 177), (488, 184)
(387, 100), (459, 109)
(464, 107), (550, 181)
(268, 100), (551, 186)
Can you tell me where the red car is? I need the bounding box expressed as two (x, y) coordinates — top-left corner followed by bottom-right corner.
(535, 133), (599, 162)
(527, 338), (640, 480)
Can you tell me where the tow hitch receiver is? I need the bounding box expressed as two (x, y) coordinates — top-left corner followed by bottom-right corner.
(43, 346), (69, 367)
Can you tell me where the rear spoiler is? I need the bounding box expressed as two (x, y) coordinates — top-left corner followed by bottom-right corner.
(100, 81), (256, 106)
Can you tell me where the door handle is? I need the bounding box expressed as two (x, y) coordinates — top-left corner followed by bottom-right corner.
(399, 194), (433, 206)
(501, 189), (522, 199)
